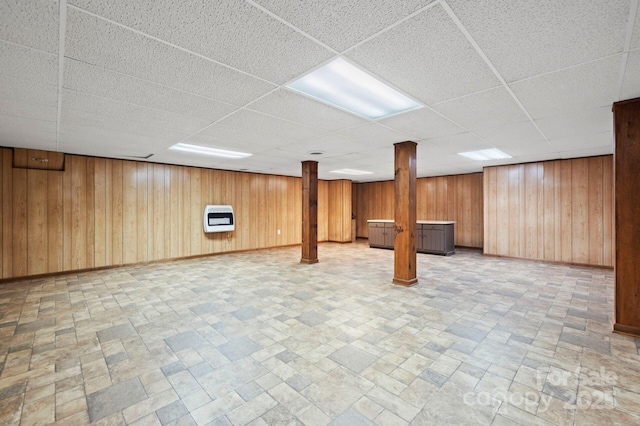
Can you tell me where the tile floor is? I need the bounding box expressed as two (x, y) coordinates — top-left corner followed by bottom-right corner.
(0, 241), (639, 425)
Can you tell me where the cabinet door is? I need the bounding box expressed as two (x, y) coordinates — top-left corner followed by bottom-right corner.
(368, 224), (384, 246)
(384, 224), (395, 247)
(423, 229), (444, 253)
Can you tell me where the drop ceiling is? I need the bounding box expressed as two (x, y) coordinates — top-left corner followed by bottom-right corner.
(0, 0), (638, 182)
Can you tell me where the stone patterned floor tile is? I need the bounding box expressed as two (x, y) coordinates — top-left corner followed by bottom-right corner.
(0, 243), (636, 425)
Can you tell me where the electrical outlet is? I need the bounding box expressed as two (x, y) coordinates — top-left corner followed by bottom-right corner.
(277, 229), (281, 235)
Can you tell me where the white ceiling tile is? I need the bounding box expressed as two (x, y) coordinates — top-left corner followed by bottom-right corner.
(65, 8), (275, 105)
(0, 114), (57, 148)
(63, 60), (238, 122)
(252, 0), (436, 52)
(432, 87), (529, 131)
(199, 123), (295, 150)
(535, 106), (612, 141)
(246, 89), (366, 131)
(621, 49), (640, 100)
(62, 90), (210, 134)
(0, 0), (59, 53)
(182, 133), (283, 155)
(336, 123), (414, 147)
(423, 132), (493, 154)
(558, 146), (614, 159)
(216, 109), (323, 140)
(378, 107), (465, 140)
(448, 0), (630, 82)
(474, 120), (546, 148)
(0, 97), (57, 122)
(550, 130), (614, 152)
(70, 0), (333, 84)
(510, 55), (621, 119)
(0, 41), (57, 85)
(149, 150), (236, 170)
(278, 134), (369, 157)
(346, 5), (500, 105)
(61, 108), (189, 144)
(0, 74), (57, 106)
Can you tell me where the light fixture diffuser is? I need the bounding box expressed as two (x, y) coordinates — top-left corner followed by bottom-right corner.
(287, 58), (423, 119)
(330, 168), (374, 176)
(169, 143), (252, 159)
(458, 148), (511, 161)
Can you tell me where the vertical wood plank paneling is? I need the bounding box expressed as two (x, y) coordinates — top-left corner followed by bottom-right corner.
(571, 158), (588, 264)
(94, 158), (106, 268)
(13, 166), (28, 277)
(112, 160), (123, 265)
(560, 160), (572, 263)
(2, 150), (12, 278)
(27, 169), (47, 275)
(486, 167), (497, 255)
(105, 159), (113, 266)
(164, 166), (172, 258)
(70, 156), (87, 270)
(146, 163), (155, 261)
(483, 156), (612, 267)
(122, 161), (137, 264)
(86, 157), (95, 268)
(543, 161), (555, 261)
(496, 166), (509, 256)
(0, 151), (3, 277)
(136, 163), (148, 263)
(190, 167), (202, 255)
(507, 165), (520, 257)
(153, 164), (165, 260)
(62, 156), (72, 271)
(524, 164), (538, 259)
(169, 166), (179, 258)
(602, 156), (613, 267)
(588, 156), (603, 266)
(318, 180), (328, 242)
(587, 157), (604, 265)
(47, 168), (63, 273)
(180, 167), (191, 257)
(553, 161), (562, 262)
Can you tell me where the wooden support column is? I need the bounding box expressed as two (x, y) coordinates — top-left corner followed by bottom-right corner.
(393, 141), (418, 286)
(301, 161), (318, 264)
(613, 98), (640, 337)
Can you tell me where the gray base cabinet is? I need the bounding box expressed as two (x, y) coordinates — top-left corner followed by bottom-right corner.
(417, 223), (455, 255)
(368, 220), (455, 255)
(368, 222), (394, 248)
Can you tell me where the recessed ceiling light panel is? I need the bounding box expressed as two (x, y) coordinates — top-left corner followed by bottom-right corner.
(330, 168), (374, 176)
(287, 58), (423, 120)
(169, 143), (252, 159)
(458, 148), (512, 161)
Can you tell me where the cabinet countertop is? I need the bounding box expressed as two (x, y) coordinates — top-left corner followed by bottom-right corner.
(367, 219), (456, 225)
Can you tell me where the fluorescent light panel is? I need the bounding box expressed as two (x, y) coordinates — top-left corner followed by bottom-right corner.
(330, 168), (374, 176)
(287, 58), (423, 120)
(169, 143), (252, 159)
(458, 148), (511, 161)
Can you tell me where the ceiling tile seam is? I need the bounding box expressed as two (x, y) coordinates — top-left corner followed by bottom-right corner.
(0, 38), (57, 57)
(505, 52), (626, 86)
(243, 0), (338, 54)
(66, 4), (277, 87)
(440, 1), (556, 152)
(339, 0), (443, 56)
(56, 0), (68, 152)
(0, 111), (58, 124)
(63, 57), (239, 108)
(617, 0), (639, 100)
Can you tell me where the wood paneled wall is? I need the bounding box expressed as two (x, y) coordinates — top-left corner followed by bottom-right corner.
(354, 174), (483, 248)
(0, 148), (310, 280)
(328, 180), (352, 242)
(483, 156), (613, 267)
